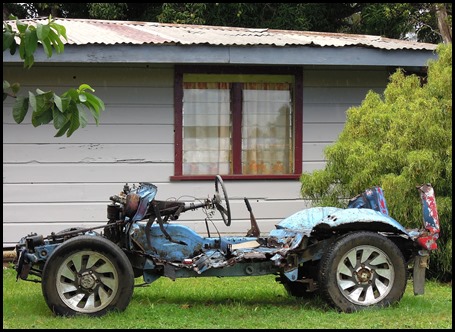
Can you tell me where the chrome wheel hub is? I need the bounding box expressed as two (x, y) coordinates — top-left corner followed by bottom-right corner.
(56, 251), (119, 313)
(336, 245), (394, 305)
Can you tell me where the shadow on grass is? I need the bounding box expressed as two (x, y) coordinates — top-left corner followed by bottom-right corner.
(131, 287), (333, 312)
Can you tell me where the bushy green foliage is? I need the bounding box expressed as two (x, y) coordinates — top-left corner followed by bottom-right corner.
(300, 44), (452, 281)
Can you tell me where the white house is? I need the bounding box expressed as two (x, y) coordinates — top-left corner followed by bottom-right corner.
(3, 18), (438, 248)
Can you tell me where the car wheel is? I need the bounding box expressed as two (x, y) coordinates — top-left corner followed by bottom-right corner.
(42, 235), (134, 316)
(319, 231), (407, 312)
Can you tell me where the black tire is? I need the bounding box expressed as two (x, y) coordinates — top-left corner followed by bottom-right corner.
(319, 231), (407, 313)
(42, 235), (134, 317)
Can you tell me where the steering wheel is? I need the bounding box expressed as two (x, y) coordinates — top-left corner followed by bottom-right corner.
(214, 175), (231, 226)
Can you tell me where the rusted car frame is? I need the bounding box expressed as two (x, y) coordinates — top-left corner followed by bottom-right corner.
(13, 175), (439, 316)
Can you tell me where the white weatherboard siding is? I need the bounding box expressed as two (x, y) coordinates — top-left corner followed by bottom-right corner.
(2, 64), (388, 247)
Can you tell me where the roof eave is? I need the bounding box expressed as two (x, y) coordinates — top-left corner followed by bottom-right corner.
(2, 44), (438, 67)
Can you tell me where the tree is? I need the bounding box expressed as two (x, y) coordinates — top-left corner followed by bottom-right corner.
(157, 3), (364, 31)
(2, 3), (162, 22)
(435, 3), (452, 43)
(3, 15), (105, 137)
(299, 44), (452, 282)
(344, 3), (452, 43)
(87, 3), (128, 20)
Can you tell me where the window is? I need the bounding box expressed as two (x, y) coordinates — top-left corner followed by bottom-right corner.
(172, 66), (302, 180)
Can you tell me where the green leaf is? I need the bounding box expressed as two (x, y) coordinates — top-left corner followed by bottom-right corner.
(60, 95), (72, 112)
(49, 22), (67, 41)
(84, 93), (105, 125)
(62, 88), (79, 101)
(19, 41), (26, 61)
(66, 108), (81, 137)
(31, 108), (52, 127)
(85, 92), (105, 110)
(53, 94), (64, 112)
(12, 96), (29, 124)
(78, 84), (95, 93)
(53, 33), (65, 53)
(16, 19), (27, 34)
(53, 106), (69, 129)
(9, 39), (17, 55)
(28, 91), (37, 111)
(78, 93), (87, 102)
(23, 54), (35, 69)
(3, 30), (14, 52)
(3, 80), (11, 90)
(24, 28), (38, 61)
(11, 82), (21, 94)
(54, 121), (71, 137)
(36, 23), (50, 41)
(47, 29), (64, 54)
(42, 38), (53, 57)
(34, 89), (54, 112)
(29, 90), (54, 126)
(78, 105), (88, 128)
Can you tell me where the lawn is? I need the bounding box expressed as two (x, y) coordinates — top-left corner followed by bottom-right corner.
(2, 266), (452, 329)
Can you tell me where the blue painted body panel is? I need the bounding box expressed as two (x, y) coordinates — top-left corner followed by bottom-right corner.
(274, 207), (341, 233)
(131, 222), (218, 261)
(131, 183), (157, 222)
(275, 206), (411, 237)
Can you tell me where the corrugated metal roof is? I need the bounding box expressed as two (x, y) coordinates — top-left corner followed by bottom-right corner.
(8, 18), (437, 51)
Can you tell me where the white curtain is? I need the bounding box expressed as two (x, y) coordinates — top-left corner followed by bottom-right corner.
(242, 83), (292, 174)
(182, 82), (231, 175)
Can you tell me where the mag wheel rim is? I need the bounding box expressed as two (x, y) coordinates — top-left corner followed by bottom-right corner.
(336, 245), (395, 306)
(56, 250), (119, 313)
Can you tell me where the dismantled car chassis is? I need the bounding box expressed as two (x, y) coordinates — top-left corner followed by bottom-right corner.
(14, 175), (440, 316)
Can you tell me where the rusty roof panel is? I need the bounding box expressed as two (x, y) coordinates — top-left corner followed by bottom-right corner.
(8, 18), (437, 51)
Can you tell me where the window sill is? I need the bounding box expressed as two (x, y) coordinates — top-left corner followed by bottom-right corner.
(170, 174), (301, 181)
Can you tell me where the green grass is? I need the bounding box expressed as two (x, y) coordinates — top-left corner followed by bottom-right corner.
(2, 266), (452, 329)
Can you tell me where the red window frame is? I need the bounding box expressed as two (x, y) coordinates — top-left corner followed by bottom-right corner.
(171, 65), (302, 181)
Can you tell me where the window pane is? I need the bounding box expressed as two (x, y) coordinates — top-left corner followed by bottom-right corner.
(182, 83), (232, 175)
(242, 83), (293, 175)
